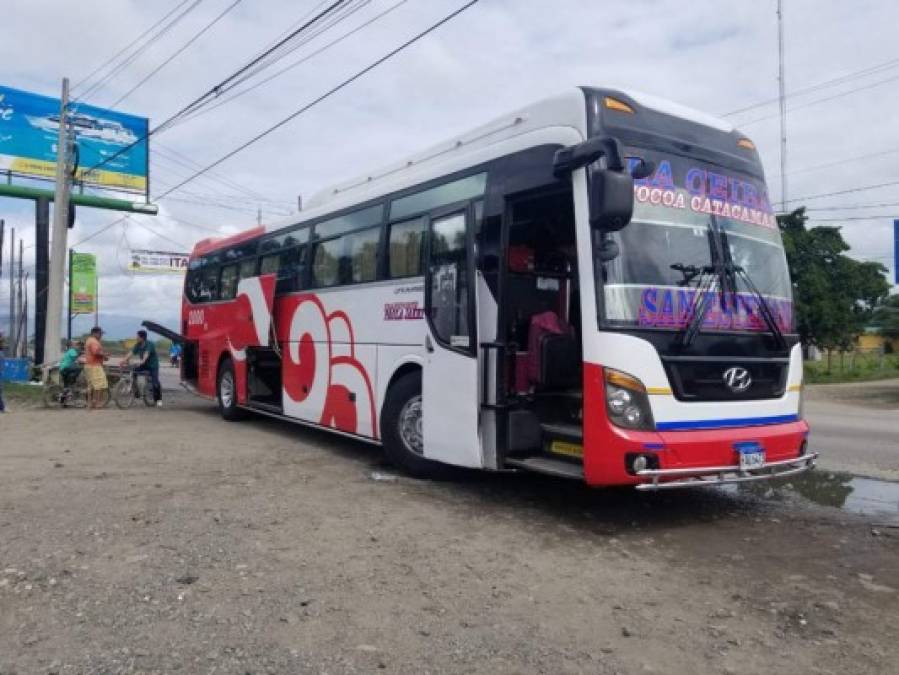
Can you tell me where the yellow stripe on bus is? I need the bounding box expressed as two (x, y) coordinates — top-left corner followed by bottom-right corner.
(646, 387), (673, 395)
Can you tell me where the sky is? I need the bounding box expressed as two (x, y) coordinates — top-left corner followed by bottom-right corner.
(1, 0), (897, 338)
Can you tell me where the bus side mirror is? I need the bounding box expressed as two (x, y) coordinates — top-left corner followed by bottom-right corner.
(589, 169), (634, 232)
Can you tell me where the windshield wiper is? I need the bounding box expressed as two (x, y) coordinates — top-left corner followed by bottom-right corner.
(718, 229), (788, 351)
(675, 224), (727, 348)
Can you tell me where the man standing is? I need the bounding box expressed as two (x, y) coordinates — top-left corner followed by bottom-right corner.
(83, 326), (109, 409)
(123, 329), (162, 407)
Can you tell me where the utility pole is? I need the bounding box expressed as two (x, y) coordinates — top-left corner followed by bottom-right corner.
(776, 0), (788, 209)
(0, 219), (5, 278)
(16, 238), (23, 357)
(67, 248), (73, 343)
(34, 198), (50, 365)
(43, 77), (72, 368)
(7, 227), (14, 349)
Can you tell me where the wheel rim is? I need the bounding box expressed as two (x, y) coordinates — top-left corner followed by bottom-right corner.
(220, 371), (235, 408)
(398, 395), (424, 456)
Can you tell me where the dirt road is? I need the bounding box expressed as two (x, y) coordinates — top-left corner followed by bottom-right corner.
(1, 387), (897, 674)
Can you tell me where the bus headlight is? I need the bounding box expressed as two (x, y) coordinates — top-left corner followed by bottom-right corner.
(604, 369), (655, 431)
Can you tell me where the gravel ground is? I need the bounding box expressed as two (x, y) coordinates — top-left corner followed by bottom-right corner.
(1, 382), (897, 674)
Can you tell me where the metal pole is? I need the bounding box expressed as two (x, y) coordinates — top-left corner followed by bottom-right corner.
(777, 0), (788, 209)
(0, 219), (5, 278)
(67, 248), (73, 343)
(16, 239), (23, 357)
(34, 198), (50, 365)
(7, 227), (13, 349)
(43, 77), (71, 368)
(21, 272), (28, 359)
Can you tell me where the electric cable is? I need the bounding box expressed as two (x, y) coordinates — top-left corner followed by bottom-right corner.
(75, 0), (207, 103)
(155, 0), (481, 200)
(71, 0), (195, 93)
(109, 0), (243, 109)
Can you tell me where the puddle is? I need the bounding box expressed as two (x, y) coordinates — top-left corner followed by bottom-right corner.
(729, 470), (899, 520)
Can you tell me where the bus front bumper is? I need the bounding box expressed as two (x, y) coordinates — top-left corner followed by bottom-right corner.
(634, 451), (817, 491)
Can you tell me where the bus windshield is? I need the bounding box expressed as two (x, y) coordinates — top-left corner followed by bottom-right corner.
(601, 149), (793, 334)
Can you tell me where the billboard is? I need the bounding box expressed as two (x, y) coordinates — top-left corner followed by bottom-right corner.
(70, 252), (97, 315)
(0, 85), (148, 194)
(129, 249), (189, 274)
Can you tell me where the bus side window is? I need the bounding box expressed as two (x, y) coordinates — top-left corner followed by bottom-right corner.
(388, 217), (426, 278)
(260, 253), (280, 276)
(199, 266), (219, 302)
(312, 238), (342, 287)
(220, 264), (239, 300)
(346, 226), (379, 283)
(429, 212), (470, 348)
(239, 258), (258, 280)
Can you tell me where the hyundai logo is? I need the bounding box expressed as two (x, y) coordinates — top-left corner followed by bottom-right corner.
(723, 366), (753, 393)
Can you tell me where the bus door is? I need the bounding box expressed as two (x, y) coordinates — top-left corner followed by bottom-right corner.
(422, 206), (483, 468)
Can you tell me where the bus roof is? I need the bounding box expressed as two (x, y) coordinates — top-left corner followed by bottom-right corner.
(190, 86), (742, 257)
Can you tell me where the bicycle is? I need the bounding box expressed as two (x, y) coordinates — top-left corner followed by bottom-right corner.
(43, 367), (89, 409)
(113, 366), (155, 409)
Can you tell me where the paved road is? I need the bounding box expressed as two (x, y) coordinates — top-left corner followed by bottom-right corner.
(805, 380), (899, 480)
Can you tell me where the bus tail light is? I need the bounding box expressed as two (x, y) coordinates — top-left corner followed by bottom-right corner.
(604, 369), (655, 431)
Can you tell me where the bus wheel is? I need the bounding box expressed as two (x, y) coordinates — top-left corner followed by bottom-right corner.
(381, 371), (452, 479)
(217, 359), (245, 421)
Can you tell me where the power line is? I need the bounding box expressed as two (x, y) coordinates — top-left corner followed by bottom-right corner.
(780, 179), (899, 206)
(109, 0), (243, 109)
(156, 0), (482, 200)
(739, 70), (899, 128)
(79, 0), (350, 178)
(186, 0), (410, 123)
(769, 147), (899, 180)
(723, 54), (899, 117)
(75, 1), (479, 250)
(71, 0), (195, 93)
(154, 143), (289, 204)
(75, 0), (207, 103)
(805, 202), (899, 212)
(207, 0), (370, 99)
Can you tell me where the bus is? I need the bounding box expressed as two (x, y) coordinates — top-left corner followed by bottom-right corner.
(177, 86), (816, 490)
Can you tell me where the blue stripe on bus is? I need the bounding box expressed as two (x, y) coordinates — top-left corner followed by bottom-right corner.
(656, 414), (800, 431)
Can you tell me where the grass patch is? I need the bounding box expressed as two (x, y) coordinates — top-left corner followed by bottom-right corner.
(2, 381), (46, 406)
(805, 353), (899, 384)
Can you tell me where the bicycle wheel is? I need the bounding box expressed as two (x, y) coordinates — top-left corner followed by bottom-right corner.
(71, 380), (89, 408)
(113, 377), (135, 409)
(43, 383), (63, 408)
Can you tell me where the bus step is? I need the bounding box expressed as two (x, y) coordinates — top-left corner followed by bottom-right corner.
(247, 401), (283, 415)
(540, 422), (583, 442)
(506, 456), (584, 481)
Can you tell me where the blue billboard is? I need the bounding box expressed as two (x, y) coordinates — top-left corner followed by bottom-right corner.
(0, 85), (148, 194)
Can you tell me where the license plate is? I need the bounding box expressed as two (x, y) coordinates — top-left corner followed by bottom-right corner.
(550, 441), (583, 458)
(738, 449), (766, 471)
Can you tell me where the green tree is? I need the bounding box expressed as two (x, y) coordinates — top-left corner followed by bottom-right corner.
(871, 294), (899, 339)
(778, 208), (890, 359)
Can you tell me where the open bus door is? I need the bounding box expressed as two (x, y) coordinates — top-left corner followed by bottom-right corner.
(421, 206), (483, 468)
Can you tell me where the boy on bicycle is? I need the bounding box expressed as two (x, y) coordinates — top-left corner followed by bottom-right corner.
(59, 340), (84, 388)
(122, 330), (162, 407)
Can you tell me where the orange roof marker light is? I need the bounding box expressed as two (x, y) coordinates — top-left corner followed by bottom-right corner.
(737, 137), (757, 150)
(603, 96), (636, 114)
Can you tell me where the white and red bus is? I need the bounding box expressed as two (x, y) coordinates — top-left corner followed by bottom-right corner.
(176, 87), (816, 489)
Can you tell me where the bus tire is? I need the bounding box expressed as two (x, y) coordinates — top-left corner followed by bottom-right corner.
(217, 359), (245, 421)
(381, 371), (452, 479)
